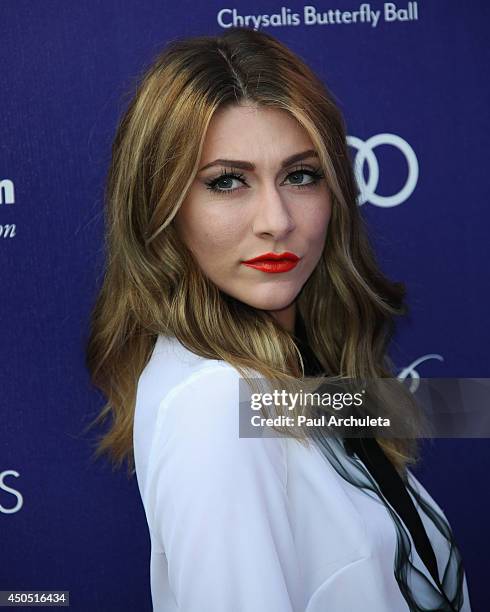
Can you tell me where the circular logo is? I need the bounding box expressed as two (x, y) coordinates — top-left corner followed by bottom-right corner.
(347, 133), (419, 208)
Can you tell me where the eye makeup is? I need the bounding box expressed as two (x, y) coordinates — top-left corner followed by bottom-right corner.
(204, 164), (325, 196)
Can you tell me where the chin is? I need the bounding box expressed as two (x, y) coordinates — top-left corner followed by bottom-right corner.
(247, 293), (298, 312)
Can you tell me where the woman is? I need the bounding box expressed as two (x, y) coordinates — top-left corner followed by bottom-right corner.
(85, 27), (472, 611)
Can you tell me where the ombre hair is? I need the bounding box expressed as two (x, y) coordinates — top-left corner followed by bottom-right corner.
(85, 27), (424, 476)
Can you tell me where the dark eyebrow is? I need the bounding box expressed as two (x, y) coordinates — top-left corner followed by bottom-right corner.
(197, 149), (318, 173)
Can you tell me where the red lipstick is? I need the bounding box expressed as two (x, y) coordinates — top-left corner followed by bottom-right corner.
(242, 251), (300, 274)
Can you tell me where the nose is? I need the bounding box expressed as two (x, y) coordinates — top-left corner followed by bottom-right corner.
(252, 183), (296, 239)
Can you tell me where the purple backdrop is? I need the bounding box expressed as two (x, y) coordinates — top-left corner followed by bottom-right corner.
(1, 1), (488, 610)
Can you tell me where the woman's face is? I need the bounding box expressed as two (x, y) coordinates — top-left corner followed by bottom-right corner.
(174, 104), (332, 328)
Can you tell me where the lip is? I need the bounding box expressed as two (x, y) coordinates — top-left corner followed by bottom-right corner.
(242, 251), (300, 274)
(242, 251), (300, 264)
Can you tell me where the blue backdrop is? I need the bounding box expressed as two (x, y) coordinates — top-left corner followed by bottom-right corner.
(1, 1), (488, 610)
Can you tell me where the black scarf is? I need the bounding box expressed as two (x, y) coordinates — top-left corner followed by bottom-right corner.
(293, 313), (461, 610)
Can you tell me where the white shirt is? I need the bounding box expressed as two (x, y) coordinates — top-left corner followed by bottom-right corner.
(133, 334), (472, 611)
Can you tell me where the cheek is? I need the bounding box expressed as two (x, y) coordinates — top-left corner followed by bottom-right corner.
(301, 199), (332, 243)
(180, 203), (248, 258)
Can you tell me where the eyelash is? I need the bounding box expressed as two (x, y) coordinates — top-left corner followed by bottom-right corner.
(204, 164), (325, 195)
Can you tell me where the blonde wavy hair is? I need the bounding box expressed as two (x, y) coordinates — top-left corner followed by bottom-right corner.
(85, 27), (425, 477)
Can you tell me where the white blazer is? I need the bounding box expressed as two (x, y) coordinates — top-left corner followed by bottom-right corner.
(133, 334), (472, 612)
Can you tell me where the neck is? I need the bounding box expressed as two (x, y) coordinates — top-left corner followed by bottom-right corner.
(269, 301), (296, 333)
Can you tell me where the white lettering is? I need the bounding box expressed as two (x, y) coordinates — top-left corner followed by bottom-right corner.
(0, 224), (16, 238)
(0, 470), (23, 514)
(0, 179), (15, 205)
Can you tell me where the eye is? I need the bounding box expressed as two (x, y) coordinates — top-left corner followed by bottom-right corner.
(284, 167), (324, 189)
(205, 170), (246, 194)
